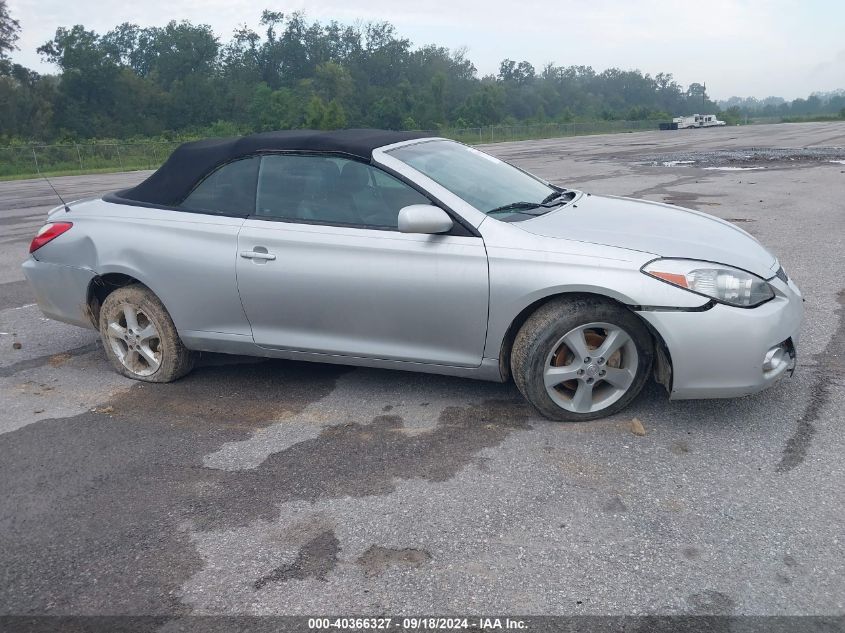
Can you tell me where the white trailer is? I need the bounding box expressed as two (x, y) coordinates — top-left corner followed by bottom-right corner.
(672, 114), (726, 129)
(696, 113), (726, 127)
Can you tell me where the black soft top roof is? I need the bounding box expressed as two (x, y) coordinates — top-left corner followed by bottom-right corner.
(119, 129), (430, 206)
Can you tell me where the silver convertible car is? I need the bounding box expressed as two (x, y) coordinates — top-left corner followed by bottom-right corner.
(23, 129), (803, 421)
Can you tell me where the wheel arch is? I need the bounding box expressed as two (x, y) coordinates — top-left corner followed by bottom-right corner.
(496, 290), (673, 392)
(86, 269), (162, 328)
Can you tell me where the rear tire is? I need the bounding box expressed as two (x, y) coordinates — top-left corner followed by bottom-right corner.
(511, 296), (653, 421)
(98, 284), (196, 383)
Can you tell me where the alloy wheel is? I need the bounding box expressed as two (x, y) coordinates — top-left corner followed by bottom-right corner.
(543, 322), (639, 414)
(105, 303), (162, 377)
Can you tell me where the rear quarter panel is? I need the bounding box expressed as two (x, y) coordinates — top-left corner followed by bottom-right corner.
(34, 199), (251, 336)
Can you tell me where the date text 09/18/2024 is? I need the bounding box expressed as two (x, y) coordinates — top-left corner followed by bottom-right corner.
(307, 617), (528, 630)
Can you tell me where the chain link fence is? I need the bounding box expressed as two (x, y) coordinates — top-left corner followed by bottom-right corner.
(1, 121), (662, 180)
(0, 141), (183, 179)
(438, 120), (662, 144)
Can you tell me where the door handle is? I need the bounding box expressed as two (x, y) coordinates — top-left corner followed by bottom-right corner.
(240, 250), (276, 261)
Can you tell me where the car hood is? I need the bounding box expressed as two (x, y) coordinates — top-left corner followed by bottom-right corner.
(517, 194), (777, 277)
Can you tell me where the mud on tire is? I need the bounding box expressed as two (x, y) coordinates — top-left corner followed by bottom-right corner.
(98, 284), (196, 383)
(511, 296), (653, 421)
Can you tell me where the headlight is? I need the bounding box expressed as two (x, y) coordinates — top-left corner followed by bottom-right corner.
(642, 258), (775, 308)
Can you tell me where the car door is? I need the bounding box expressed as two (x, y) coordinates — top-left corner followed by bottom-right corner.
(132, 156), (260, 339)
(235, 153), (489, 367)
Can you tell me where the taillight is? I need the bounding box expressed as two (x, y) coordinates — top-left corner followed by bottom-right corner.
(29, 222), (73, 253)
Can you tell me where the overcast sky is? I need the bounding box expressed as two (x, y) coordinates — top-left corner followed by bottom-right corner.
(6, 0), (844, 100)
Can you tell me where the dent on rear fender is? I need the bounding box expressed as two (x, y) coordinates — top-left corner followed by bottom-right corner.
(33, 230), (100, 270)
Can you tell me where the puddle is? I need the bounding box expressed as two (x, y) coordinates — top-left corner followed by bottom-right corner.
(703, 166), (765, 171)
(638, 147), (845, 170)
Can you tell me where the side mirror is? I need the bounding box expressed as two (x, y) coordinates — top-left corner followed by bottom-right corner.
(398, 205), (454, 234)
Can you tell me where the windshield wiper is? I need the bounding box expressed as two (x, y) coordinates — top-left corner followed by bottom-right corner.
(540, 188), (573, 205)
(488, 190), (575, 216)
(486, 201), (546, 215)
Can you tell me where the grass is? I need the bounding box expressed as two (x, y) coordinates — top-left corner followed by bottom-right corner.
(1, 121), (664, 181)
(0, 165), (152, 182)
(780, 114), (845, 124)
(5, 116), (842, 182)
(6, 114), (844, 181)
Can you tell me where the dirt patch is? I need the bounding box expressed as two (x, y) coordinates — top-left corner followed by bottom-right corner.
(47, 353), (73, 368)
(687, 590), (737, 614)
(670, 440), (691, 455)
(254, 530), (340, 588)
(602, 496), (628, 513)
(681, 546), (700, 560)
(357, 545), (432, 578)
(0, 342), (100, 377)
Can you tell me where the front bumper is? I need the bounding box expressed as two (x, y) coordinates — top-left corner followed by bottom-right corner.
(21, 258), (96, 329)
(638, 277), (803, 399)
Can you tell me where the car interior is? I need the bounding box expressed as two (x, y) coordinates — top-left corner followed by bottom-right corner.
(181, 153), (430, 229)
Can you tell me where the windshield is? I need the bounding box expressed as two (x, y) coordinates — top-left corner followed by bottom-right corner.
(387, 140), (561, 219)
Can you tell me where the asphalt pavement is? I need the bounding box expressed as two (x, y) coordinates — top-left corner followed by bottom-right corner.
(1, 123), (844, 618)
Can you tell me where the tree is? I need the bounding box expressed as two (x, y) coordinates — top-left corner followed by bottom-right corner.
(2, 11), (799, 142)
(722, 105), (742, 125)
(457, 83), (503, 127)
(37, 26), (123, 137)
(146, 21), (219, 88)
(0, 0), (20, 68)
(430, 71), (446, 123)
(304, 95), (345, 129)
(314, 61), (352, 103)
(322, 99), (347, 129)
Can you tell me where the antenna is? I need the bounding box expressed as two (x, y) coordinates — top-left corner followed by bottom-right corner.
(32, 148), (71, 213)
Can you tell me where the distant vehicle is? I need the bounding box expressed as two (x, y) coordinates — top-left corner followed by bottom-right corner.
(672, 114), (726, 129)
(23, 129), (802, 421)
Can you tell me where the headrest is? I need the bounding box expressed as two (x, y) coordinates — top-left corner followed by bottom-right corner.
(339, 161), (370, 191)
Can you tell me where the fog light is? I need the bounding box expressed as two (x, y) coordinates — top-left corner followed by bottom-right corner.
(762, 345), (786, 372)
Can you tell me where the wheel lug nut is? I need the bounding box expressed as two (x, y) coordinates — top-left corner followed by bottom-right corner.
(577, 369), (584, 375)
(584, 356), (591, 363)
(599, 370), (606, 376)
(598, 357), (605, 364)
(586, 377), (594, 383)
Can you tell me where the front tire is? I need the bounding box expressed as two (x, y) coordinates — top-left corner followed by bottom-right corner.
(511, 296), (653, 421)
(98, 284), (196, 382)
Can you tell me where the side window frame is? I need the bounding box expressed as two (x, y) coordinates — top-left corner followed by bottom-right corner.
(249, 150), (438, 235)
(249, 151), (476, 237)
(373, 162), (478, 238)
(177, 156), (261, 217)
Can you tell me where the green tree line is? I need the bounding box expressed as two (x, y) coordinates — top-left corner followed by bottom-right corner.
(718, 91), (845, 122)
(0, 5), (835, 144)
